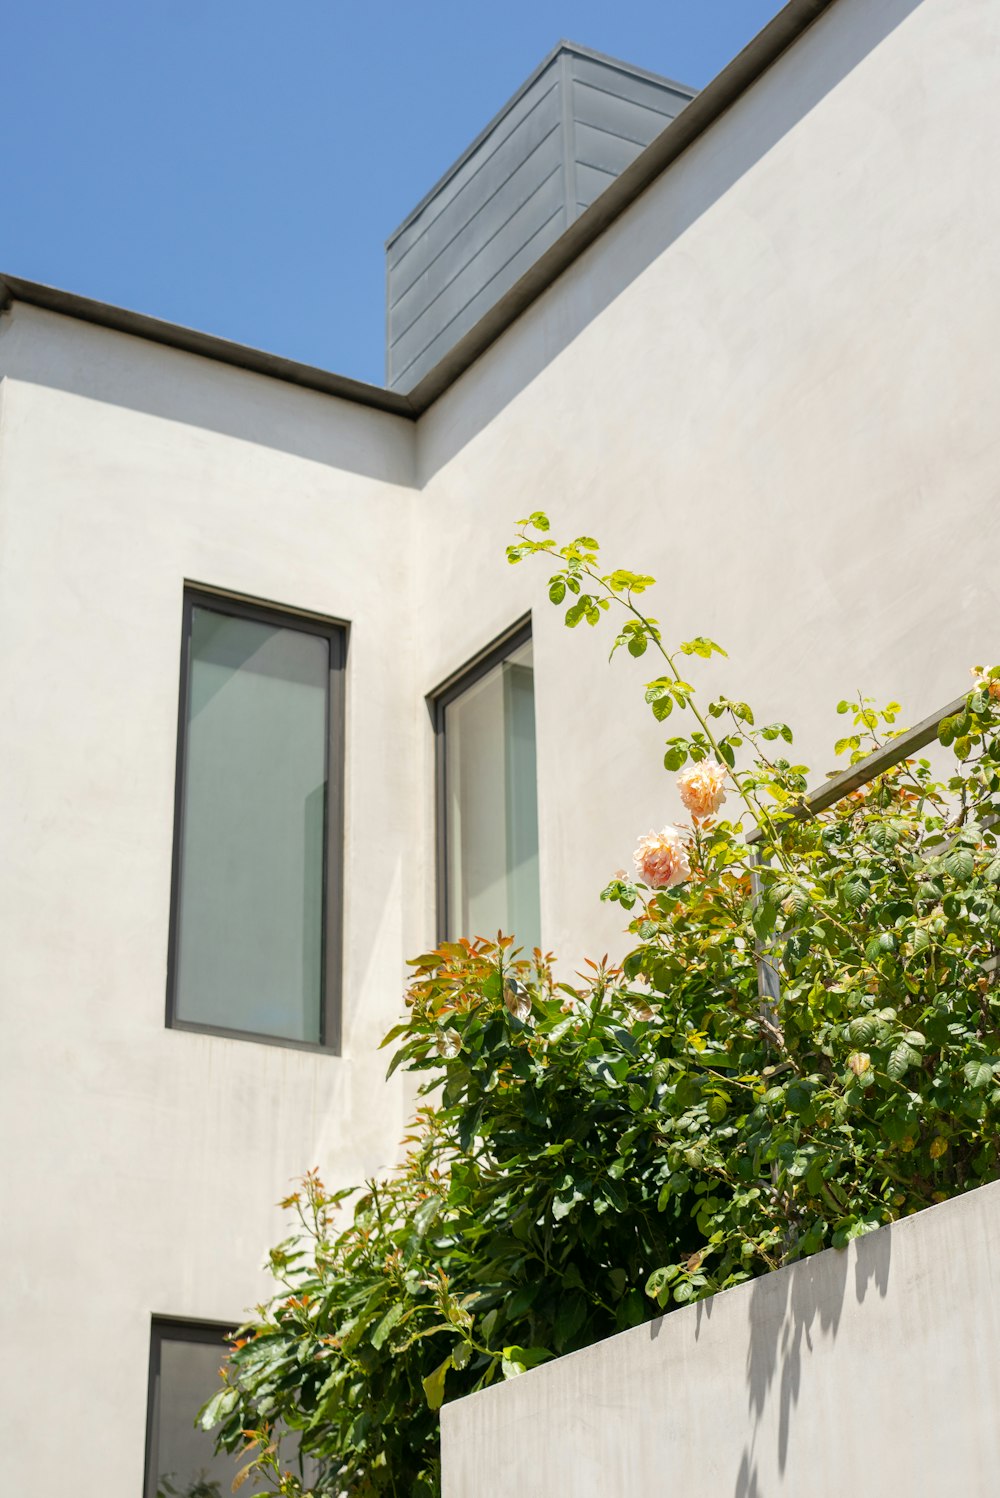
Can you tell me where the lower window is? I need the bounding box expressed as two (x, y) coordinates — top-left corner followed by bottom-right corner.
(144, 1320), (237, 1498)
(143, 1319), (317, 1497)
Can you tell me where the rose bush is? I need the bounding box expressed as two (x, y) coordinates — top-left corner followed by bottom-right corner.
(201, 517), (1000, 1496)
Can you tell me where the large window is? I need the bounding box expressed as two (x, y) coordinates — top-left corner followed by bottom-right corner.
(143, 1319), (318, 1497)
(167, 590), (345, 1050)
(433, 619), (541, 951)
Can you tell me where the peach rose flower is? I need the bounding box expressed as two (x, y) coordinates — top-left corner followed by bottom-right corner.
(676, 759), (728, 821)
(632, 826), (691, 889)
(971, 666), (1000, 702)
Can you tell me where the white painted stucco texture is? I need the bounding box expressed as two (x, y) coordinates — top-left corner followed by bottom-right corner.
(0, 0), (998, 1491)
(441, 1182), (1000, 1497)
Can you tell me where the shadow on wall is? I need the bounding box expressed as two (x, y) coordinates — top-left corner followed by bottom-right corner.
(730, 1224), (893, 1497)
(416, 0), (925, 483)
(0, 305), (417, 486)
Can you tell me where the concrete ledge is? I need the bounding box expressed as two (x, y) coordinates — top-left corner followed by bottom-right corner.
(441, 1181), (1000, 1497)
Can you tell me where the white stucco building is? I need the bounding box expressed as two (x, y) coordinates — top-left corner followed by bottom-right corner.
(1, 0), (998, 1491)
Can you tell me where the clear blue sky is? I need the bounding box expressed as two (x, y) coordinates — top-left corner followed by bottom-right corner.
(3, 1), (783, 386)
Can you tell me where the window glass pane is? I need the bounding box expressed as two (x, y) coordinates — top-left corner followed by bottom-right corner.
(147, 1329), (318, 1497)
(444, 638), (540, 950)
(174, 606), (328, 1042)
(149, 1335), (235, 1497)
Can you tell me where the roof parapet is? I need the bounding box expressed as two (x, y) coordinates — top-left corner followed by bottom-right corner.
(0, 0), (838, 419)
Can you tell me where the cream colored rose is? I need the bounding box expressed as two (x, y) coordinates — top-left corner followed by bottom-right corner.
(632, 826), (691, 889)
(676, 759), (728, 821)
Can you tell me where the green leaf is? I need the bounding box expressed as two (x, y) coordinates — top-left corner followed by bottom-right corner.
(943, 847), (974, 881)
(785, 1081), (815, 1114)
(385, 1045), (414, 1080)
(412, 1195), (442, 1238)
(848, 1016), (879, 1046)
(752, 897), (778, 943)
(371, 1301), (407, 1350)
(964, 1059), (997, 1090)
(501, 1346), (552, 1378)
(552, 1185), (584, 1221)
(679, 636), (727, 659)
(832, 1214), (881, 1250)
(548, 577), (566, 604)
(645, 1266), (675, 1304)
(887, 1042), (920, 1080)
(554, 1293), (587, 1349)
(378, 1023), (410, 1049)
(663, 742), (687, 771)
(422, 1356), (451, 1411)
(782, 886), (809, 920)
(865, 932), (896, 962)
(197, 1386), (239, 1431)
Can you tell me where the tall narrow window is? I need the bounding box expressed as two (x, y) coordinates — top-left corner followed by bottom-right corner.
(143, 1319), (319, 1497)
(434, 620), (541, 951)
(167, 590), (345, 1049)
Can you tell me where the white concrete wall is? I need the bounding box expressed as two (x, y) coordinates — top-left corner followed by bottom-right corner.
(2, 0), (1000, 1490)
(416, 0), (1000, 965)
(0, 307), (419, 1492)
(441, 1181), (1000, 1497)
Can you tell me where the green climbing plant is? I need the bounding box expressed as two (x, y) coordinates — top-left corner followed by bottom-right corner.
(200, 514), (1000, 1495)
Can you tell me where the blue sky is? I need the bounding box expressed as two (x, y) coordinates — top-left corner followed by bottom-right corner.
(3, 1), (783, 386)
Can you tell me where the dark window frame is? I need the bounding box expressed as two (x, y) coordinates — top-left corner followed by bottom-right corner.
(429, 614), (532, 944)
(165, 585), (347, 1054)
(143, 1316), (231, 1498)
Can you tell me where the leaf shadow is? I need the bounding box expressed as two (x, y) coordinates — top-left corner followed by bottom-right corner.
(733, 1225), (892, 1495)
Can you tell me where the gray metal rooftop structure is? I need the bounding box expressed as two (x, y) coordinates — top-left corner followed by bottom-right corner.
(385, 42), (697, 393)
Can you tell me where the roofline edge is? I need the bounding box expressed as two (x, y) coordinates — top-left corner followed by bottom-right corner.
(0, 0), (840, 422)
(0, 273), (418, 420)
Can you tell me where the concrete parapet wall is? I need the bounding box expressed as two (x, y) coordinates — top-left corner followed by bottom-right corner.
(441, 1181), (1000, 1496)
